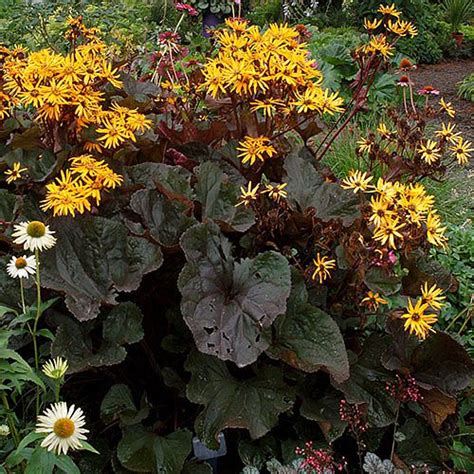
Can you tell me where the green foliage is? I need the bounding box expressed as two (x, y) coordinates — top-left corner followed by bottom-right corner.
(442, 0), (474, 33)
(0, 8), (473, 472)
(397, 30), (443, 64)
(187, 0), (234, 15)
(247, 0), (283, 26)
(458, 72), (474, 101)
(0, 0), (156, 51)
(431, 222), (474, 354)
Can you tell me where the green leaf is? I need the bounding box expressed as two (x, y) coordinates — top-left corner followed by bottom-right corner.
(0, 189), (17, 222)
(100, 384), (149, 426)
(54, 455), (81, 474)
(397, 418), (442, 468)
(267, 271), (349, 382)
(284, 151), (360, 226)
(24, 447), (55, 474)
(5, 431), (44, 467)
(0, 304), (17, 317)
(79, 441), (100, 455)
(178, 222), (291, 367)
(117, 426), (192, 473)
(185, 351), (295, 449)
(51, 306), (143, 373)
(125, 163), (194, 198)
(130, 189), (196, 247)
(182, 460), (212, 474)
(195, 161), (255, 232)
(41, 216), (162, 321)
(364, 267), (402, 296)
(103, 302), (144, 346)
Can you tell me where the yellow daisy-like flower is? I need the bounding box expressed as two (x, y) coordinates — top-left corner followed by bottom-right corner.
(401, 298), (438, 340)
(439, 98), (455, 118)
(434, 122), (460, 144)
(262, 183), (288, 202)
(366, 35), (394, 58)
(361, 290), (388, 312)
(449, 137), (473, 166)
(372, 217), (405, 249)
(311, 253), (336, 284)
(378, 3), (401, 18)
(341, 170), (373, 193)
(425, 212), (448, 248)
(369, 195), (395, 227)
(377, 122), (393, 139)
(357, 137), (374, 154)
(418, 140), (441, 165)
(364, 18), (383, 31)
(4, 162), (27, 184)
(96, 118), (129, 149)
(237, 136), (276, 166)
(235, 181), (260, 207)
(420, 282), (445, 311)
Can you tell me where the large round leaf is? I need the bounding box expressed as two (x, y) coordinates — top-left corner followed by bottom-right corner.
(267, 271), (349, 382)
(178, 222), (291, 367)
(41, 216), (162, 321)
(185, 351), (295, 449)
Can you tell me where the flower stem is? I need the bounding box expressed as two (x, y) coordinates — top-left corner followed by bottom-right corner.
(32, 249), (42, 415)
(54, 380), (60, 403)
(19, 278), (26, 315)
(390, 403), (401, 462)
(1, 392), (20, 446)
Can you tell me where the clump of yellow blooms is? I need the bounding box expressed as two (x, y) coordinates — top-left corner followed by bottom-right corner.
(358, 3), (417, 59)
(401, 282), (445, 340)
(202, 18), (344, 113)
(41, 155), (122, 217)
(235, 180), (288, 207)
(342, 174), (447, 249)
(200, 18), (344, 166)
(0, 17), (151, 150)
(237, 136), (276, 166)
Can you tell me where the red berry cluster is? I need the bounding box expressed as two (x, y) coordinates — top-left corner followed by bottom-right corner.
(295, 441), (346, 473)
(385, 374), (422, 403)
(339, 399), (368, 434)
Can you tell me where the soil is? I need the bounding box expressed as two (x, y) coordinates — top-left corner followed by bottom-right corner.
(411, 58), (474, 143)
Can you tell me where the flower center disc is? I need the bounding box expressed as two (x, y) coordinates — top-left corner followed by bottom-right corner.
(26, 221), (46, 238)
(15, 257), (27, 269)
(53, 418), (75, 438)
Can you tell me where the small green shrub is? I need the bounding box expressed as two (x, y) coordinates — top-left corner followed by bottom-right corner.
(458, 72), (474, 101)
(397, 30), (444, 64)
(442, 0), (474, 33)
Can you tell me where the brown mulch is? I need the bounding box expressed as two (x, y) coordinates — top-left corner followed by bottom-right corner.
(410, 58), (474, 143)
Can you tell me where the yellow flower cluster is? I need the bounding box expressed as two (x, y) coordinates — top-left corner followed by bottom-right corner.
(359, 4), (417, 59)
(201, 19), (344, 117)
(342, 173), (447, 249)
(237, 136), (276, 165)
(41, 155), (122, 217)
(0, 21), (151, 149)
(235, 180), (288, 207)
(401, 282), (445, 339)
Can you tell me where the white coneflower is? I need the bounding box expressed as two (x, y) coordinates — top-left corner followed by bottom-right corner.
(36, 402), (88, 455)
(6, 255), (36, 279)
(42, 357), (69, 380)
(12, 221), (56, 252)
